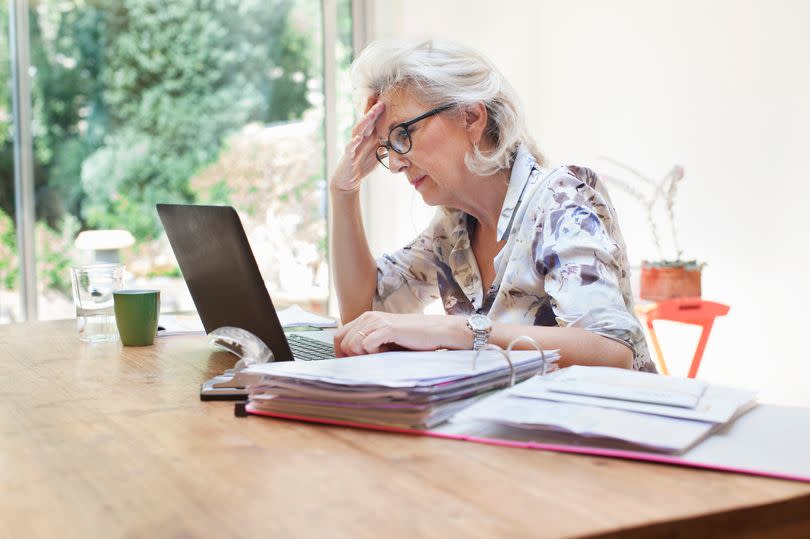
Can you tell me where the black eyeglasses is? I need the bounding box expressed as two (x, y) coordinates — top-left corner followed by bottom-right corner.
(375, 103), (454, 169)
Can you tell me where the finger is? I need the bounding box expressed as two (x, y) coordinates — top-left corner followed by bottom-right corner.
(337, 332), (364, 357)
(360, 105), (384, 137)
(342, 315), (385, 356)
(366, 102), (385, 130)
(335, 316), (370, 356)
(348, 330), (368, 356)
(333, 334), (346, 358)
(351, 109), (380, 140)
(348, 138), (382, 175)
(334, 318), (352, 340)
(347, 135), (362, 156)
(333, 320), (354, 357)
(337, 329), (360, 356)
(346, 323), (377, 356)
(359, 326), (392, 355)
(349, 316), (389, 355)
(333, 331), (347, 357)
(364, 95), (378, 113)
(351, 102), (385, 138)
(358, 130), (384, 152)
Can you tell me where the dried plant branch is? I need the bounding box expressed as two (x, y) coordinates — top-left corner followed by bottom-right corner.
(599, 171), (665, 260)
(598, 159), (686, 262)
(664, 165), (684, 260)
(599, 156), (657, 187)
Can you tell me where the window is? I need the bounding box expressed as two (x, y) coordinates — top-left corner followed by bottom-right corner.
(1, 0), (354, 322)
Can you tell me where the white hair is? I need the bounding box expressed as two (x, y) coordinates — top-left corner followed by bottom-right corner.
(351, 39), (543, 175)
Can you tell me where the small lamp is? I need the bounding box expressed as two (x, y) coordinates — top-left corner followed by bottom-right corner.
(74, 229), (136, 264)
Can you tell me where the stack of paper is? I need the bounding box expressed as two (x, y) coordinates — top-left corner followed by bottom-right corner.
(458, 366), (757, 453)
(243, 349), (559, 429)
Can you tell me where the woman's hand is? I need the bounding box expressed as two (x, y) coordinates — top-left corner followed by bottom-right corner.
(333, 312), (472, 357)
(330, 100), (385, 196)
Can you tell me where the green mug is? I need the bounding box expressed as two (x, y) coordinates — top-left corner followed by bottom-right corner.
(113, 290), (160, 346)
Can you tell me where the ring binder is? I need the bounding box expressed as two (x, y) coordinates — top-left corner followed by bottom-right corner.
(472, 336), (550, 387)
(473, 344), (515, 387)
(506, 336), (549, 375)
(242, 347), (559, 429)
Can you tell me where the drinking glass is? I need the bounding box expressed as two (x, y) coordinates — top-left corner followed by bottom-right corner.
(70, 264), (125, 342)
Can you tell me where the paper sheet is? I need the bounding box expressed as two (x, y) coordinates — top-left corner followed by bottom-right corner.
(242, 349), (557, 387)
(157, 314), (205, 335)
(510, 376), (757, 423)
(159, 304), (336, 337)
(539, 365), (708, 408)
(277, 304), (337, 328)
(459, 393), (715, 452)
(245, 349), (559, 429)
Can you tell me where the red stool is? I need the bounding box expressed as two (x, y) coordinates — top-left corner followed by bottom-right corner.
(642, 298), (730, 378)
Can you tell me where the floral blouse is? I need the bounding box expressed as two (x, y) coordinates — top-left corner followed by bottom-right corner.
(372, 145), (655, 372)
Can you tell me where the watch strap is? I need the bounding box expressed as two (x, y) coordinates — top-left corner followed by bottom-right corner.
(467, 315), (492, 351)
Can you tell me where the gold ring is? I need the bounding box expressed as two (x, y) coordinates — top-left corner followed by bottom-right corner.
(357, 330), (368, 339)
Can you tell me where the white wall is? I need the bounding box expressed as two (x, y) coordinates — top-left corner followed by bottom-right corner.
(362, 0), (810, 404)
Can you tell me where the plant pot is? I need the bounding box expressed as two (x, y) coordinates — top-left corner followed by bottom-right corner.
(639, 261), (702, 301)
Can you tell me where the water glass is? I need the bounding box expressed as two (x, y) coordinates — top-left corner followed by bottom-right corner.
(70, 264), (125, 343)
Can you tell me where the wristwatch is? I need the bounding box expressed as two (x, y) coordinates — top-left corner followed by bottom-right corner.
(466, 313), (492, 351)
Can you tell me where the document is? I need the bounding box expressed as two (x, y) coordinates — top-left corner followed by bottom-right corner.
(453, 367), (757, 453)
(538, 365), (708, 408)
(510, 375), (756, 423)
(158, 314), (205, 336)
(241, 352), (755, 452)
(458, 392), (715, 452)
(244, 348), (560, 429)
(243, 349), (552, 387)
(276, 304), (337, 328)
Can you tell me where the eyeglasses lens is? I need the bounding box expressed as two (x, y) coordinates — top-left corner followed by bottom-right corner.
(390, 126), (411, 153)
(375, 146), (390, 169)
(375, 126), (414, 170)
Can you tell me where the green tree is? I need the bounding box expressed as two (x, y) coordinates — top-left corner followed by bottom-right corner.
(0, 0), (317, 241)
(30, 2), (108, 226)
(0, 0), (319, 299)
(79, 0), (317, 240)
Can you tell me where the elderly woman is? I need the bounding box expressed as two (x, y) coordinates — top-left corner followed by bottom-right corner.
(331, 40), (654, 372)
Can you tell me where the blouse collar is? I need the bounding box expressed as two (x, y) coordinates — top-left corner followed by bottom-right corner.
(496, 144), (539, 241)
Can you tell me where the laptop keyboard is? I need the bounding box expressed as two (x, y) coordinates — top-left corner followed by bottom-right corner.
(288, 333), (335, 361)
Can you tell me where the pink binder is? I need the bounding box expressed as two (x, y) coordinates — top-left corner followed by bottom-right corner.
(246, 403), (810, 484)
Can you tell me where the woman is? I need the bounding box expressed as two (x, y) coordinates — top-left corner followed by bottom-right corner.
(330, 39), (654, 372)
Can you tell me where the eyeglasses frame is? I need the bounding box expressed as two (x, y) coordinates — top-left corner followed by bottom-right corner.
(375, 103), (455, 169)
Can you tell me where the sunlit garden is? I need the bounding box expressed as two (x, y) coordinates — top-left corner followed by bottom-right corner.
(0, 0), (352, 322)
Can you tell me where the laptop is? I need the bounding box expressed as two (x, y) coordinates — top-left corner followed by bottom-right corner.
(156, 203), (335, 362)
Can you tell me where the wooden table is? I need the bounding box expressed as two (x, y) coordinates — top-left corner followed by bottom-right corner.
(1, 320), (808, 539)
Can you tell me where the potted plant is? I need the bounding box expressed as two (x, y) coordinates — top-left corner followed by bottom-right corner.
(599, 159), (703, 301)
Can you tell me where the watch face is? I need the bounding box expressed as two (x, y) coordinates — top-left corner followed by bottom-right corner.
(469, 314), (491, 331)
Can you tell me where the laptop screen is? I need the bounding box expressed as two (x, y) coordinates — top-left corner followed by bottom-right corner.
(156, 203), (295, 361)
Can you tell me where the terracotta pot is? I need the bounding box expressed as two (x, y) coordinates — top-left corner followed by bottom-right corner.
(639, 261), (702, 301)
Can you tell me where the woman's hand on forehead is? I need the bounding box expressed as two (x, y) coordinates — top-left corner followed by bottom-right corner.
(330, 98), (386, 195)
(364, 95), (378, 113)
